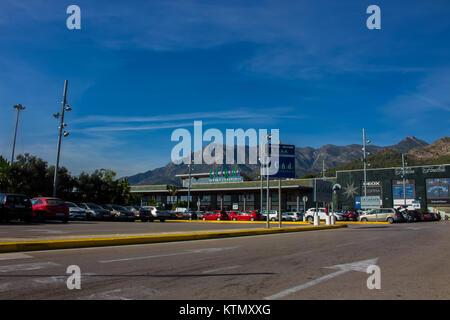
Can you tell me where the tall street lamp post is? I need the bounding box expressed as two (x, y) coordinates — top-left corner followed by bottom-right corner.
(53, 80), (71, 197)
(11, 104), (26, 164)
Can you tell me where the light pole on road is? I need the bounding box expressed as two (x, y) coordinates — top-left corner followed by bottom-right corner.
(53, 80), (71, 197)
(11, 104), (26, 164)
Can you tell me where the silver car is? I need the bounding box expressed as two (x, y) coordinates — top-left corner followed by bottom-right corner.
(65, 202), (87, 220)
(359, 208), (400, 223)
(283, 212), (304, 221)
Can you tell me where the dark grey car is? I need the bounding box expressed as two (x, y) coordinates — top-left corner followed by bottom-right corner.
(79, 202), (113, 220)
(0, 193), (33, 223)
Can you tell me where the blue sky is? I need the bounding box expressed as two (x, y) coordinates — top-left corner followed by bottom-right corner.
(0, 0), (449, 177)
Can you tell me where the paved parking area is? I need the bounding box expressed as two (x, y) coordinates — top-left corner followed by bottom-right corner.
(0, 221), (448, 300)
(0, 220), (304, 242)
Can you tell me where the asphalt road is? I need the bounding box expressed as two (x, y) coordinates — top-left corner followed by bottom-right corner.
(0, 220), (300, 241)
(0, 221), (448, 300)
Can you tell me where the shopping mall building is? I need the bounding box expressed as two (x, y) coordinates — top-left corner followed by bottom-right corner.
(130, 163), (450, 212)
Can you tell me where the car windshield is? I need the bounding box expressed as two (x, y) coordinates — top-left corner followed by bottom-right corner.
(66, 202), (78, 208)
(46, 199), (65, 205)
(88, 203), (103, 209)
(112, 205), (126, 210)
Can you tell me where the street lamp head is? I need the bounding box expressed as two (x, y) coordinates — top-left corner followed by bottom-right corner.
(53, 113), (60, 119)
(65, 105), (72, 111)
(63, 131), (70, 137)
(366, 139), (371, 144)
(13, 104), (26, 111)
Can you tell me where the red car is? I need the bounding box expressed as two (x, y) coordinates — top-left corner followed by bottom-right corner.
(228, 210), (261, 221)
(31, 197), (70, 223)
(342, 210), (358, 221)
(201, 210), (228, 221)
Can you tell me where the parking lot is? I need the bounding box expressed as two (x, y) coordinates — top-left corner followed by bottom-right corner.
(0, 220), (448, 300)
(0, 219), (309, 242)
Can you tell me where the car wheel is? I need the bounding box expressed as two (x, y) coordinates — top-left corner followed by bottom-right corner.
(61, 218), (68, 224)
(250, 217), (255, 221)
(387, 217), (394, 224)
(202, 217), (206, 220)
(306, 216), (313, 222)
(217, 217), (220, 221)
(232, 218), (237, 221)
(361, 218), (368, 222)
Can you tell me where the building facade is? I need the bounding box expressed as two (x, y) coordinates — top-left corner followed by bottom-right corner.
(130, 164), (450, 211)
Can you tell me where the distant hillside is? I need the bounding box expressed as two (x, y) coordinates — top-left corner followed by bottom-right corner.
(126, 136), (433, 185)
(324, 137), (449, 176)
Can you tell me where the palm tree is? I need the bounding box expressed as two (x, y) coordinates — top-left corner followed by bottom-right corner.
(166, 185), (180, 209)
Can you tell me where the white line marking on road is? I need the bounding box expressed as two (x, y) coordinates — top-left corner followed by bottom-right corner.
(202, 265), (241, 274)
(0, 253), (33, 261)
(99, 246), (239, 263)
(0, 262), (60, 273)
(27, 229), (68, 234)
(264, 258), (378, 300)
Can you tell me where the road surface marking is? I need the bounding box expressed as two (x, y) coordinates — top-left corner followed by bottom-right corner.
(264, 258), (378, 300)
(27, 229), (68, 234)
(0, 253), (33, 261)
(0, 262), (60, 273)
(202, 265), (241, 274)
(99, 246), (239, 263)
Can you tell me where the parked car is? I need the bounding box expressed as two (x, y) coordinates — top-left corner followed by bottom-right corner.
(422, 211), (435, 221)
(79, 203), (113, 220)
(304, 208), (345, 222)
(283, 212), (304, 221)
(358, 208), (401, 223)
(131, 206), (153, 222)
(31, 197), (70, 223)
(201, 211), (228, 220)
(143, 206), (170, 222)
(102, 204), (135, 222)
(432, 211), (442, 221)
(65, 202), (88, 221)
(260, 210), (279, 221)
(226, 211), (239, 220)
(340, 210), (358, 221)
(124, 206), (140, 217)
(0, 193), (33, 223)
(176, 210), (198, 220)
(228, 210), (262, 221)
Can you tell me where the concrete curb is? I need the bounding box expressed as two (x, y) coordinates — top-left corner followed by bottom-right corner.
(173, 219), (390, 225)
(0, 224), (347, 253)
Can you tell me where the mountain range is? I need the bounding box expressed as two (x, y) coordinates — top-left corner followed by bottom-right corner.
(125, 136), (448, 186)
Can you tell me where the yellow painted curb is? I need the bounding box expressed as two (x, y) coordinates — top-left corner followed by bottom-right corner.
(0, 224), (347, 253)
(174, 219), (311, 225)
(172, 219), (390, 225)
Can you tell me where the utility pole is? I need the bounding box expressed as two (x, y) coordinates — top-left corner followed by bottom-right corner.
(260, 167), (263, 213)
(53, 80), (71, 197)
(322, 159), (326, 209)
(187, 159), (192, 210)
(266, 134), (272, 229)
(362, 128), (367, 211)
(278, 178), (282, 228)
(11, 104), (26, 164)
(402, 153), (407, 208)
